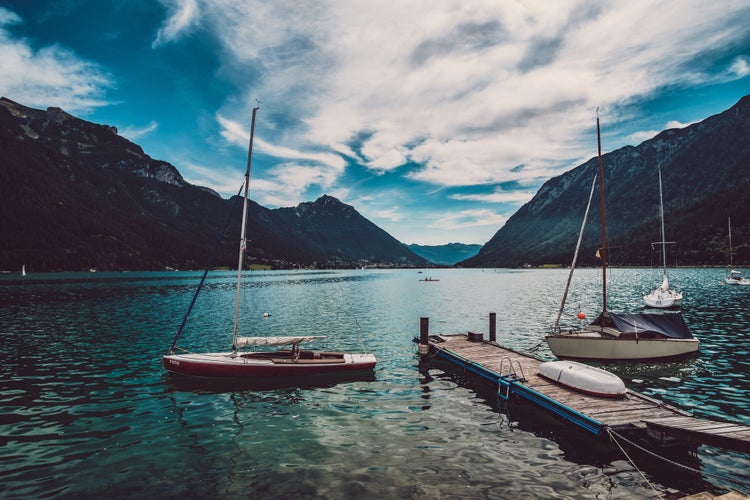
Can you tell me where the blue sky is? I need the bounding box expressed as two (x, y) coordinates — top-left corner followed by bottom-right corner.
(1, 1), (749, 245)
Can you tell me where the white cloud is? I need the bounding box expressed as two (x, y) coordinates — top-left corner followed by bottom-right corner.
(152, 0), (200, 48)
(181, 162), (243, 196)
(120, 121), (159, 141)
(372, 206), (404, 223)
(428, 209), (508, 231)
(451, 189), (535, 205)
(0, 6), (21, 26)
(199, 0), (749, 195)
(728, 56), (750, 78)
(0, 7), (112, 113)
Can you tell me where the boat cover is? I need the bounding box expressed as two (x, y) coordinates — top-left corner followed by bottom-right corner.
(591, 312), (693, 339)
(235, 335), (326, 347)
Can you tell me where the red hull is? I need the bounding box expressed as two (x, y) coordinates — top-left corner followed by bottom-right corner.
(163, 352), (376, 378)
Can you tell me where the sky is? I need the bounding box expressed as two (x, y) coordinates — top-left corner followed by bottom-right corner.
(1, 1), (749, 246)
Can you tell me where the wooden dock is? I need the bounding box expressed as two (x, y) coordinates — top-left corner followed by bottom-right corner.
(420, 328), (750, 453)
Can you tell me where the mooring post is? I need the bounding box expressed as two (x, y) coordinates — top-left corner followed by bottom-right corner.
(419, 317), (429, 356)
(489, 312), (496, 343)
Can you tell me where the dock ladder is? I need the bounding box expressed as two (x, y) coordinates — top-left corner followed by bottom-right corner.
(498, 356), (526, 400)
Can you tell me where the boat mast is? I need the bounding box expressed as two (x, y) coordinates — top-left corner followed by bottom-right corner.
(596, 111), (608, 314)
(232, 106), (260, 351)
(658, 164), (667, 275)
(728, 217), (734, 268)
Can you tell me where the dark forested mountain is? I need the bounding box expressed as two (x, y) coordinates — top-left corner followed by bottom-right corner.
(406, 242), (482, 266)
(462, 95), (750, 268)
(0, 97), (427, 271)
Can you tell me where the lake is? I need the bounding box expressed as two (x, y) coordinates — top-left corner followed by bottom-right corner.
(1, 267), (749, 498)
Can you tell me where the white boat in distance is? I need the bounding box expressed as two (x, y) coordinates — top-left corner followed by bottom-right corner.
(725, 217), (750, 286)
(163, 107), (376, 379)
(643, 165), (682, 308)
(546, 115), (699, 360)
(538, 360), (626, 398)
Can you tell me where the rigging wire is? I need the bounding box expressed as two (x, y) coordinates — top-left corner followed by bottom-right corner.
(167, 182), (245, 353)
(553, 169), (599, 333)
(353, 317), (372, 354)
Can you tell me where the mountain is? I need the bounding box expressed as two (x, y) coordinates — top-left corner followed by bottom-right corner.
(273, 194), (427, 267)
(461, 95), (750, 268)
(406, 242), (482, 266)
(0, 97), (428, 271)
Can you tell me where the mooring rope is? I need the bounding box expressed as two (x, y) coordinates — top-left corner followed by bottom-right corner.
(606, 428), (663, 498)
(606, 427), (750, 495)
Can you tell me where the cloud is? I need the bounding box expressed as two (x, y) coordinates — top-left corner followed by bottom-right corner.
(152, 0), (200, 48)
(198, 0), (750, 197)
(0, 7), (112, 113)
(729, 56), (750, 78)
(181, 162), (242, 196)
(120, 121), (159, 141)
(427, 209), (508, 230)
(628, 119), (699, 145)
(451, 189), (535, 205)
(216, 113), (347, 204)
(0, 6), (21, 26)
(371, 206), (404, 223)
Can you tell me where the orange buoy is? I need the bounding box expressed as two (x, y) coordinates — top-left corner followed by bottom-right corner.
(577, 312), (587, 320)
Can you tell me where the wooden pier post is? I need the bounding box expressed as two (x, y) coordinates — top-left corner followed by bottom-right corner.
(489, 312), (496, 343)
(419, 317), (430, 356)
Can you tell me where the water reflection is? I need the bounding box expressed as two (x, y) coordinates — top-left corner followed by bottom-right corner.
(1, 268), (749, 498)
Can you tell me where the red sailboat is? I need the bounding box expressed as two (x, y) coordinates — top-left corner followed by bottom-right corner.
(163, 107), (377, 378)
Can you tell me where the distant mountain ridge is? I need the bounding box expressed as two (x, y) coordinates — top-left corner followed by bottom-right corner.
(461, 95), (750, 268)
(407, 242), (482, 265)
(0, 97), (428, 271)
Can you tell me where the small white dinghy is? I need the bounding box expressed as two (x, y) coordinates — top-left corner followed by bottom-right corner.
(538, 360), (627, 398)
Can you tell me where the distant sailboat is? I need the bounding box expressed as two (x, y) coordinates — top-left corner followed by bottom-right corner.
(725, 217), (750, 285)
(21, 264), (26, 277)
(643, 165), (682, 308)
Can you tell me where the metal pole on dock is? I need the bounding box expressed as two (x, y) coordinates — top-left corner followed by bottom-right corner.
(489, 312), (496, 342)
(419, 317), (429, 356)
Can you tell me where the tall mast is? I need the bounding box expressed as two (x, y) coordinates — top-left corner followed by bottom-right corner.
(728, 217), (734, 268)
(658, 164), (667, 274)
(232, 106), (260, 351)
(596, 112), (608, 313)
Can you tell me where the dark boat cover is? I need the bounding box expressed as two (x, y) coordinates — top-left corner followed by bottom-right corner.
(591, 312), (693, 339)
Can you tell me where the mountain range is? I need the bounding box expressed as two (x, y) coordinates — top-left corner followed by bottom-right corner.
(461, 95), (750, 268)
(406, 243), (482, 266)
(0, 97), (428, 271)
(4, 94), (749, 272)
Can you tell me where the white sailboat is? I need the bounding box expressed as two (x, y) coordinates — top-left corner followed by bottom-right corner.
(724, 217), (750, 285)
(546, 114), (699, 361)
(643, 165), (683, 308)
(163, 107), (377, 378)
(21, 264), (26, 277)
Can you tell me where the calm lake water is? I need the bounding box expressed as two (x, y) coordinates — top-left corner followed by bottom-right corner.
(1, 268), (749, 498)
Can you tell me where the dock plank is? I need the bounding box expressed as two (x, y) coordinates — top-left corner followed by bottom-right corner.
(426, 334), (750, 451)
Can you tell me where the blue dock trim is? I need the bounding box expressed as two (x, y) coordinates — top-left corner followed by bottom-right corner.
(434, 346), (604, 436)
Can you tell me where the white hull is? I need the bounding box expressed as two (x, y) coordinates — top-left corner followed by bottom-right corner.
(725, 276), (750, 286)
(643, 289), (683, 308)
(546, 333), (699, 361)
(538, 360), (626, 397)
